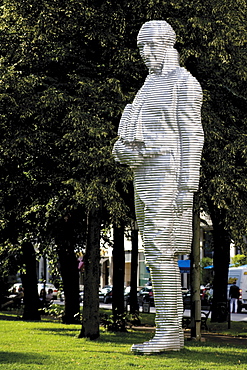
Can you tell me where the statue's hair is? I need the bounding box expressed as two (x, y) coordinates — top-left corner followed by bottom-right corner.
(137, 20), (176, 46)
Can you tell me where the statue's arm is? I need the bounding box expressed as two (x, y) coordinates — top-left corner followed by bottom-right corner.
(112, 139), (144, 168)
(112, 104), (144, 168)
(117, 104), (132, 138)
(177, 75), (204, 193)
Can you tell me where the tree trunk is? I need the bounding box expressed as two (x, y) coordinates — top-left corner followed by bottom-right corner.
(208, 205), (231, 322)
(21, 241), (40, 321)
(112, 223), (126, 331)
(190, 193), (201, 340)
(79, 206), (101, 339)
(57, 243), (80, 324)
(129, 221), (139, 315)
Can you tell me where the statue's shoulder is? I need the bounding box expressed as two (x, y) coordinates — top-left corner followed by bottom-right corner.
(177, 68), (202, 92)
(158, 67), (196, 83)
(177, 67), (198, 82)
(153, 67), (201, 92)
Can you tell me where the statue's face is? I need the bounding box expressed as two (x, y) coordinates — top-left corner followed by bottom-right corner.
(137, 27), (168, 72)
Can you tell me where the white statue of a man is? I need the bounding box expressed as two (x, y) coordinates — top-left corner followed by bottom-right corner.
(113, 20), (204, 353)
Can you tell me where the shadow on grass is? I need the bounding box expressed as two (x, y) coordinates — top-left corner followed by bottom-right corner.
(37, 327), (81, 337)
(33, 322), (247, 349)
(175, 344), (246, 368)
(76, 334), (247, 369)
(36, 326), (153, 345)
(0, 313), (22, 321)
(0, 351), (49, 365)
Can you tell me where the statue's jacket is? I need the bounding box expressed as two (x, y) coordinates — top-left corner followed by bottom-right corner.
(113, 66), (204, 192)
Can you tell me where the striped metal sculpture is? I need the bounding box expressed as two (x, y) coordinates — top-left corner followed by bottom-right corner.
(113, 20), (204, 354)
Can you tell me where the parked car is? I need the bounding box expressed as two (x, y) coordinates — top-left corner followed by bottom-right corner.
(137, 286), (154, 306)
(99, 286), (112, 303)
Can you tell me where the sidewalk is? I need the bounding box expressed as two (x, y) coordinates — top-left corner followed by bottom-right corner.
(183, 309), (247, 322)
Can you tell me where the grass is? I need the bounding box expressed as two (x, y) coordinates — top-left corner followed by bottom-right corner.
(0, 310), (247, 370)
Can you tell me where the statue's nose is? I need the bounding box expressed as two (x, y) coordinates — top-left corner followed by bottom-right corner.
(143, 43), (151, 55)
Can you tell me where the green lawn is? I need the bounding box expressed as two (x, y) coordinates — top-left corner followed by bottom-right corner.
(0, 312), (247, 370)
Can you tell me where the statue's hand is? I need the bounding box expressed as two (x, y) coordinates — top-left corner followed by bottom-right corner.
(176, 191), (193, 213)
(112, 142), (121, 162)
(112, 139), (144, 168)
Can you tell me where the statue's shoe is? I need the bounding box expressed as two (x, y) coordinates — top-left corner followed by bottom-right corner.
(131, 334), (183, 354)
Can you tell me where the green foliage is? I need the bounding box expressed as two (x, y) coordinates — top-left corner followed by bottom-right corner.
(100, 312), (127, 332)
(0, 0), (135, 279)
(0, 243), (22, 277)
(99, 308), (154, 328)
(201, 257), (213, 285)
(231, 254), (247, 267)
(41, 304), (65, 320)
(100, 311), (142, 331)
(201, 257), (213, 269)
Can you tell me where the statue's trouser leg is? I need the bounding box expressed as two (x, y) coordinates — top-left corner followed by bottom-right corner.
(151, 259), (183, 349)
(132, 159), (186, 353)
(131, 257), (184, 353)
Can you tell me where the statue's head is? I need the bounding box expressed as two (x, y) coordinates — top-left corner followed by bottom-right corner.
(137, 21), (176, 47)
(137, 20), (176, 73)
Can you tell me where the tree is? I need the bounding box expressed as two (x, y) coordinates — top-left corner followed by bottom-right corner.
(129, 221), (139, 316)
(55, 217), (82, 324)
(0, 0), (133, 331)
(79, 206), (102, 339)
(21, 242), (41, 321)
(197, 2), (247, 320)
(111, 224), (126, 331)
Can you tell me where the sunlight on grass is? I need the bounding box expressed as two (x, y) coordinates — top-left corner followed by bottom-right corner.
(0, 313), (247, 369)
